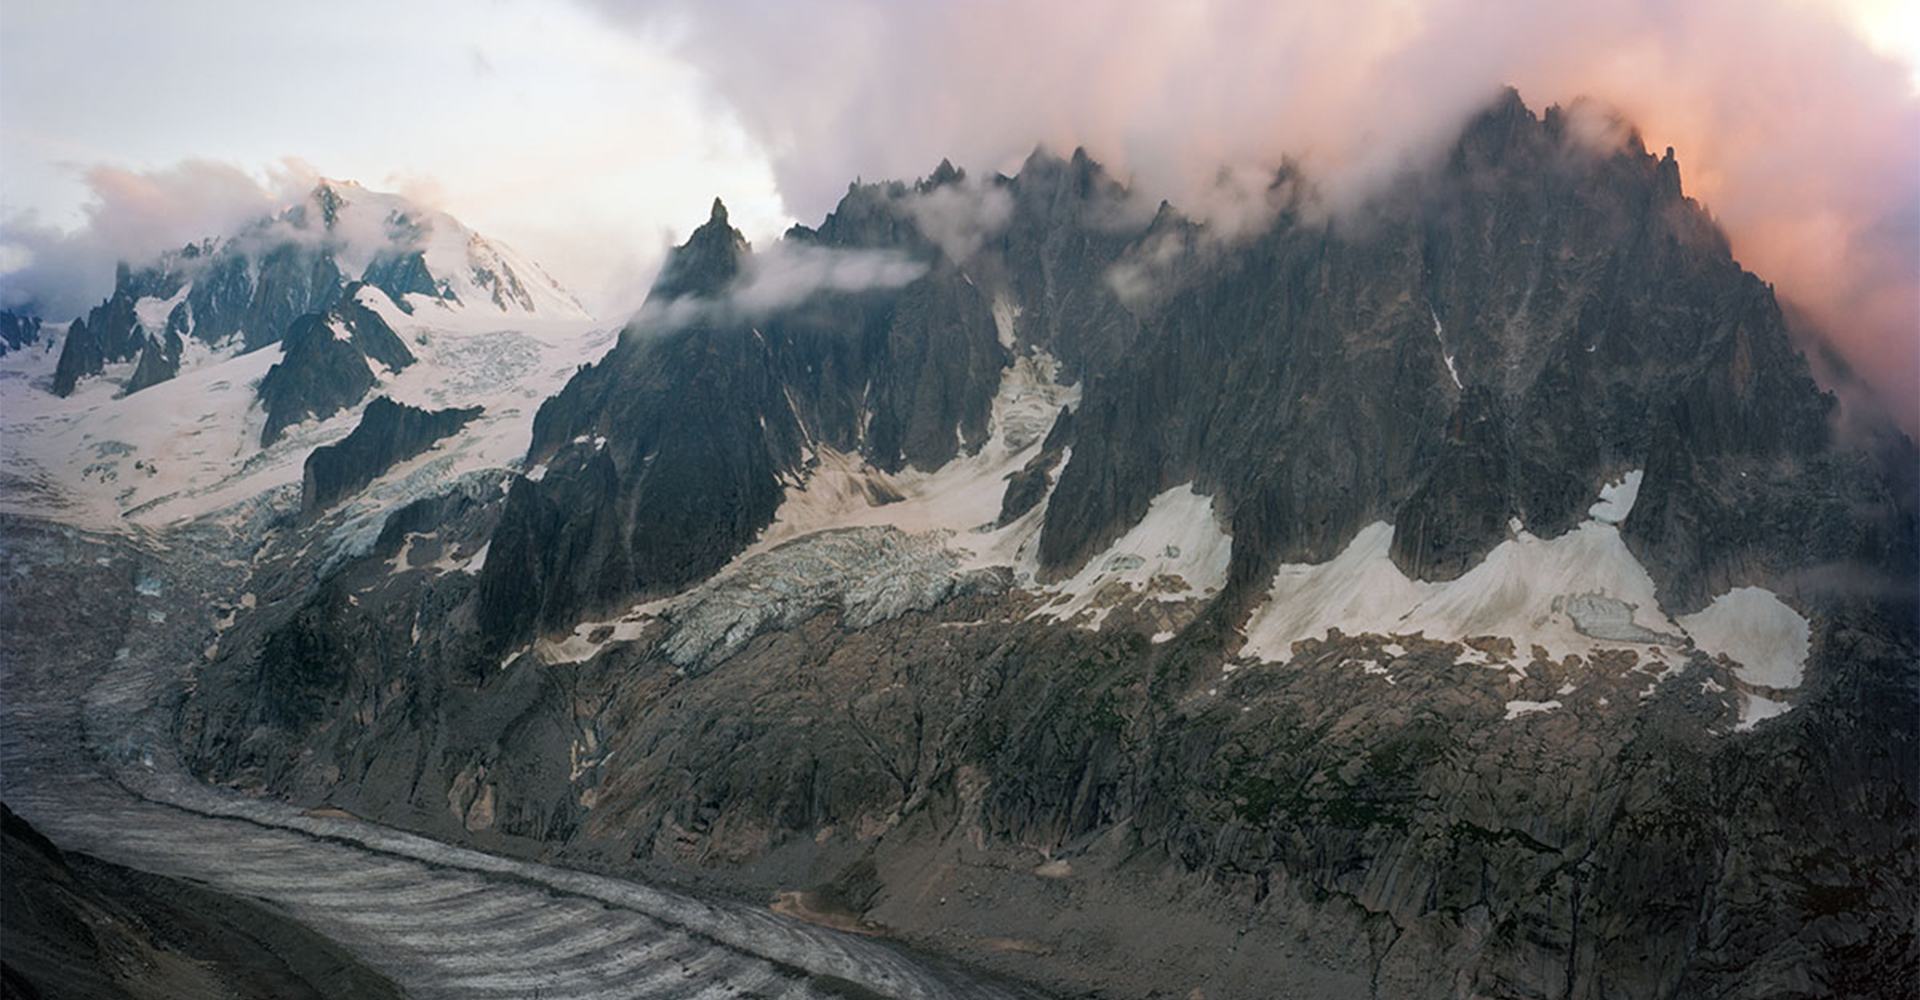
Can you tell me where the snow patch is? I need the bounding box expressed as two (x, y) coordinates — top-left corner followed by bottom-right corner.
(1678, 586), (1810, 729)
(134, 287), (190, 334)
(1504, 699), (1562, 720)
(1242, 515), (1681, 665)
(747, 349), (1079, 576)
(1431, 308), (1461, 388)
(605, 349), (1083, 664)
(1588, 470), (1643, 524)
(991, 294), (1021, 350)
(1040, 483), (1232, 629)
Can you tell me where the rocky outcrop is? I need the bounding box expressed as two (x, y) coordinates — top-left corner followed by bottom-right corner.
(256, 287), (414, 445)
(475, 193), (1010, 641)
(0, 309), (40, 355)
(361, 247), (448, 312)
(301, 396), (481, 512)
(51, 262), (183, 396)
(997, 404), (1073, 526)
(477, 91), (1912, 648)
(181, 516), (1919, 1000)
(121, 330), (184, 396)
(1035, 90), (1903, 616)
(49, 231), (341, 397)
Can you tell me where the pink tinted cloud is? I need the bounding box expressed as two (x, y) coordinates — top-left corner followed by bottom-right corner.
(605, 0), (1919, 431)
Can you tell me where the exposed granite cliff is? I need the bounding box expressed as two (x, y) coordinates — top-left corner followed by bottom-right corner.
(470, 92), (1912, 659)
(475, 193), (1010, 638)
(302, 396), (481, 513)
(256, 286), (415, 445)
(0, 309), (41, 356)
(52, 261), (185, 396)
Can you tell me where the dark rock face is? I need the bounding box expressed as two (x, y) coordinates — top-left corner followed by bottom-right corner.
(256, 287), (414, 445)
(51, 262), (182, 396)
(49, 223), (346, 397)
(235, 241), (346, 353)
(0, 310), (41, 355)
(475, 192), (1012, 640)
(178, 245), (255, 345)
(49, 318), (100, 396)
(361, 248), (448, 313)
(997, 404), (1073, 526)
(1, 803), (406, 1000)
(1388, 387), (1516, 581)
(301, 396), (481, 513)
(477, 320), (800, 639)
(1033, 91), (1907, 613)
(122, 329), (185, 396)
(476, 91), (1914, 646)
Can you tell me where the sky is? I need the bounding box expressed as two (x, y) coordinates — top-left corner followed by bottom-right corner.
(0, 0), (792, 319)
(1, 0), (1915, 426)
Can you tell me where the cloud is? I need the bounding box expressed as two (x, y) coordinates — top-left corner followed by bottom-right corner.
(0, 159), (316, 318)
(730, 243), (927, 313)
(592, 0), (1920, 432)
(900, 178), (1014, 262)
(636, 242), (927, 331)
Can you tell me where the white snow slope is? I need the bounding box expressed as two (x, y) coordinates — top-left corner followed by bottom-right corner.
(0, 285), (610, 529)
(323, 180), (589, 320)
(1240, 470), (1811, 728)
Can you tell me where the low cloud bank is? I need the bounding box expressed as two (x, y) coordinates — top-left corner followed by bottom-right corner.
(0, 160), (318, 318)
(601, 0), (1919, 431)
(636, 242), (927, 331)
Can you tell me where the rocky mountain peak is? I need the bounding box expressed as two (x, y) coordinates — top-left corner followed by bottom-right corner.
(0, 309), (42, 356)
(43, 179), (585, 398)
(921, 157), (964, 190)
(311, 179), (347, 227)
(646, 198), (749, 303)
(256, 284), (415, 445)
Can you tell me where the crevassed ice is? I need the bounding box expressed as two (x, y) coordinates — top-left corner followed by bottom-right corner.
(549, 349), (1082, 668)
(656, 526), (1002, 670)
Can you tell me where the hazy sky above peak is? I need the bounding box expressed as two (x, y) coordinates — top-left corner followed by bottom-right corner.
(0, 0), (793, 317)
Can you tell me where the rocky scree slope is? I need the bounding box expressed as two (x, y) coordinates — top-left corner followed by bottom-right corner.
(179, 91), (1918, 1000)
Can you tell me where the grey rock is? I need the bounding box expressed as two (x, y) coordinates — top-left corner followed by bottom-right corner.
(301, 396), (482, 513)
(256, 286), (415, 445)
(0, 309), (41, 355)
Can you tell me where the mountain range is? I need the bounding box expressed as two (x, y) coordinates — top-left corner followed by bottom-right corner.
(2, 89), (1914, 999)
